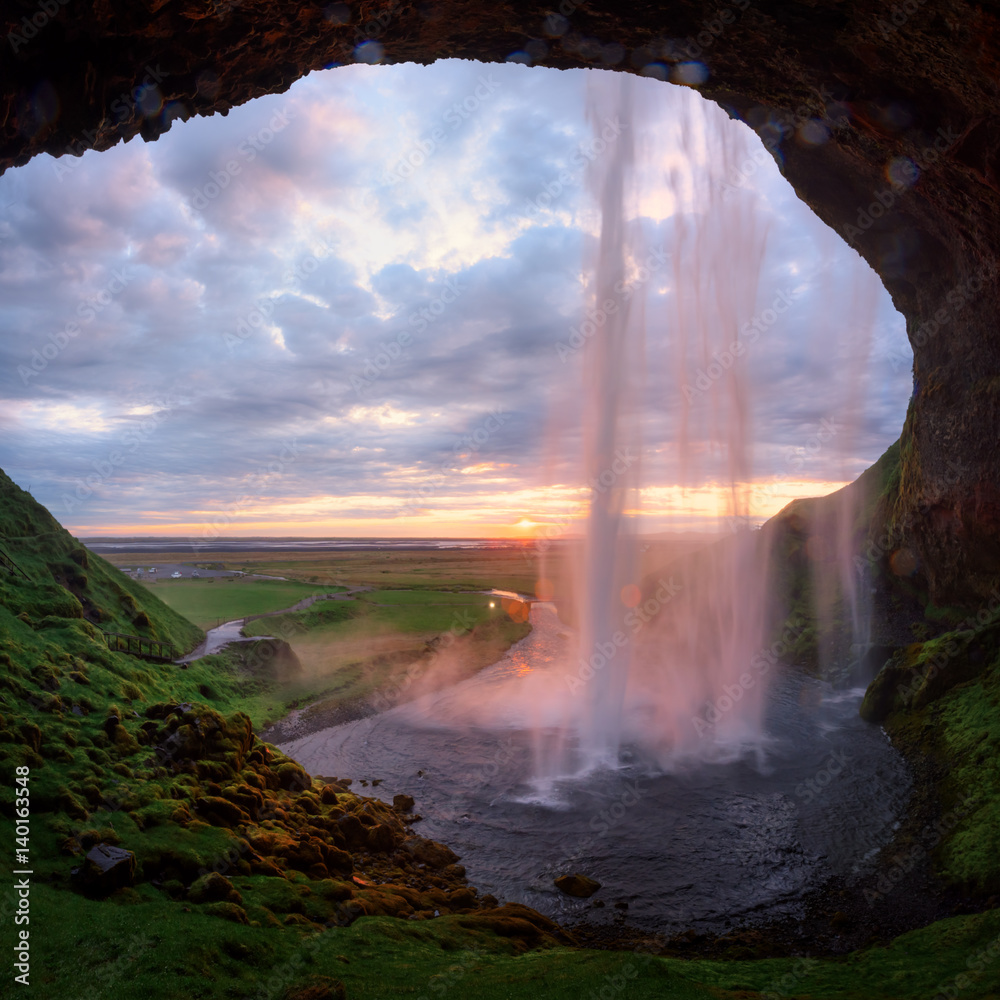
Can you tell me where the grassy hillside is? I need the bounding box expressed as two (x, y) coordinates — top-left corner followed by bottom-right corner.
(0, 472), (202, 655)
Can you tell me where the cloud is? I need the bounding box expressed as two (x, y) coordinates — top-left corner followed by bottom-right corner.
(0, 61), (911, 535)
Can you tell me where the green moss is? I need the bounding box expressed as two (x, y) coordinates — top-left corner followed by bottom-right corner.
(0, 471), (202, 655)
(931, 655), (1000, 888)
(10, 880), (1000, 999)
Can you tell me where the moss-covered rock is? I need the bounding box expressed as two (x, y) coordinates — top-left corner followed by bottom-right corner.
(203, 901), (250, 924)
(188, 872), (243, 905)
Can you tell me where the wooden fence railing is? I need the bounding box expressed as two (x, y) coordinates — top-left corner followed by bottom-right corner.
(0, 545), (31, 582)
(101, 631), (175, 662)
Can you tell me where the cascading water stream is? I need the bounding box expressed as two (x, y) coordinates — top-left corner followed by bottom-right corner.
(541, 72), (781, 775)
(575, 73), (641, 767)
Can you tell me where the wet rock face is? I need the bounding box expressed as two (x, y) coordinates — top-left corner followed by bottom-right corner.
(2, 1), (998, 604)
(554, 873), (602, 898)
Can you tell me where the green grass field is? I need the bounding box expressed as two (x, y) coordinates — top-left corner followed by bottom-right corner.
(239, 590), (531, 727)
(242, 589), (504, 641)
(142, 578), (344, 630)
(18, 882), (1000, 999)
(356, 589), (506, 633)
(99, 539), (704, 597)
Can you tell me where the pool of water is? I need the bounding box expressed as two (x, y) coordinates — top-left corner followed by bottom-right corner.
(280, 605), (910, 933)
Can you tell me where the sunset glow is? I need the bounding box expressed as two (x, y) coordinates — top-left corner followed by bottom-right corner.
(65, 478), (852, 538)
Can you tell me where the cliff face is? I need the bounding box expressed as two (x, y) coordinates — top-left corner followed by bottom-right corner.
(3, 1), (998, 605)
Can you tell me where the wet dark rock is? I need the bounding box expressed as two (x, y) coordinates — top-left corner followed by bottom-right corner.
(367, 823), (398, 853)
(337, 814), (367, 849)
(406, 836), (459, 869)
(554, 873), (602, 898)
(77, 843), (135, 896)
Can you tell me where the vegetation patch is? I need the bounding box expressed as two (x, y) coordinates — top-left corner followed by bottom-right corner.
(147, 578), (345, 630)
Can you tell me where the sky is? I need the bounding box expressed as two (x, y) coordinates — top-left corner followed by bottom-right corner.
(0, 60), (913, 541)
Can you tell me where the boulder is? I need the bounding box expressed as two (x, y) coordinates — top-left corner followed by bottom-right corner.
(337, 814), (367, 848)
(367, 823), (398, 853)
(554, 873), (602, 898)
(78, 843), (135, 896)
(203, 901), (250, 924)
(406, 836), (459, 869)
(188, 872), (242, 905)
